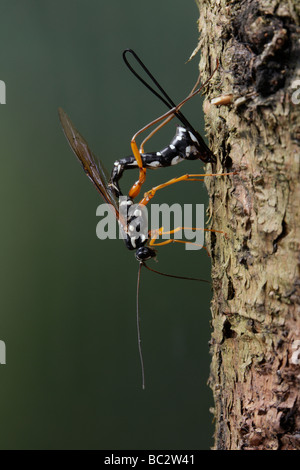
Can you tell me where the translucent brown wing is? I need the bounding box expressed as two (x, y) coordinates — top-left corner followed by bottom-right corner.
(58, 107), (121, 221)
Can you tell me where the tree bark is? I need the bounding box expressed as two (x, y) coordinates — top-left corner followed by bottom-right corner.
(195, 0), (300, 450)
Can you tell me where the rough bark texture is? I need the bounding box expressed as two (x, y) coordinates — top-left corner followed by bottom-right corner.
(195, 0), (300, 450)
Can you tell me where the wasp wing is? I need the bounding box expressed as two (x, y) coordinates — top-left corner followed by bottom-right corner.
(58, 108), (123, 223)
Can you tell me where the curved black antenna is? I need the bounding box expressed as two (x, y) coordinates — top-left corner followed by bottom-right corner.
(143, 262), (211, 284)
(122, 49), (218, 165)
(123, 49), (176, 110)
(123, 49), (199, 133)
(137, 262), (145, 390)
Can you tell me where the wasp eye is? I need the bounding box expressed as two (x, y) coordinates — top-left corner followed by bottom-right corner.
(135, 247), (156, 262)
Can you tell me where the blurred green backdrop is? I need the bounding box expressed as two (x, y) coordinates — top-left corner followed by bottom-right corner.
(0, 0), (214, 449)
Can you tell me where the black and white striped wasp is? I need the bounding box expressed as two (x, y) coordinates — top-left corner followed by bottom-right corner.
(58, 49), (233, 388)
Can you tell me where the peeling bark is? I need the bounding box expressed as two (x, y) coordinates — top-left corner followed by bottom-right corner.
(195, 0), (300, 450)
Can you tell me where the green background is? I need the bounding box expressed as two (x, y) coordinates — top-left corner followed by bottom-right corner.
(0, 0), (214, 449)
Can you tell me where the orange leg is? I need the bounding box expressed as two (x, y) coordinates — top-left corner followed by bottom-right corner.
(139, 172), (236, 206)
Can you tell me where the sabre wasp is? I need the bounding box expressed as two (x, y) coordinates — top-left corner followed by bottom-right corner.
(58, 49), (235, 389)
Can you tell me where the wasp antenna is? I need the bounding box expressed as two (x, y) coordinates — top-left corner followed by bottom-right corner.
(137, 262), (145, 390)
(143, 262), (211, 284)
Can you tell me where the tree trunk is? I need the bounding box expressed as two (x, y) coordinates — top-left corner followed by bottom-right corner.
(195, 0), (300, 450)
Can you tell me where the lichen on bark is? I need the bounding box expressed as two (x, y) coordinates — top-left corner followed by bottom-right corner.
(195, 0), (300, 450)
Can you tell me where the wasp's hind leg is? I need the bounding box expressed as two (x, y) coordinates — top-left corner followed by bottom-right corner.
(109, 155), (139, 198)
